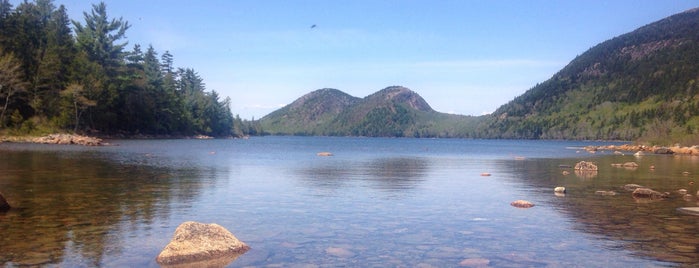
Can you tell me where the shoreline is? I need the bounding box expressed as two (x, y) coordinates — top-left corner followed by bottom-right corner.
(2, 134), (698, 155)
(585, 144), (699, 155)
(0, 133), (244, 146)
(0, 134), (107, 146)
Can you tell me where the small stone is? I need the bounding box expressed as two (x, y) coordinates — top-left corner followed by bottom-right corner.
(678, 189), (688, 195)
(562, 170), (570, 175)
(510, 200), (534, 208)
(480, 173), (491, 176)
(316, 152), (333, 156)
(554, 187), (566, 194)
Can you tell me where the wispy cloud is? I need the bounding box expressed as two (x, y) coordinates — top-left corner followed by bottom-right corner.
(409, 59), (566, 69)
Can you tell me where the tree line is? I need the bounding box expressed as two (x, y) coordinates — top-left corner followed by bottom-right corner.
(0, 0), (261, 137)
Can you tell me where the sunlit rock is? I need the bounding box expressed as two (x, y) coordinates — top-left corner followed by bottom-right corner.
(554, 187), (566, 194)
(510, 200), (534, 208)
(632, 188), (668, 200)
(678, 189), (688, 195)
(677, 207), (699, 216)
(574, 161), (598, 171)
(31, 134), (105, 146)
(156, 221), (249, 266)
(634, 151), (645, 157)
(0, 191), (10, 212)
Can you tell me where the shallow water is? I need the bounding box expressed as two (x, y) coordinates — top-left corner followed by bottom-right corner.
(0, 137), (698, 267)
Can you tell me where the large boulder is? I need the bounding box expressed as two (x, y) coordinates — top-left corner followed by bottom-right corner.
(0, 192), (10, 212)
(574, 161), (598, 171)
(156, 221), (250, 266)
(632, 188), (668, 200)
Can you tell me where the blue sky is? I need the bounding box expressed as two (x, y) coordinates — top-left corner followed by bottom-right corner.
(41, 1), (699, 119)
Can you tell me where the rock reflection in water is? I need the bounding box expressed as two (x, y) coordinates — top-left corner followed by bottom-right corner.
(0, 149), (214, 266)
(504, 155), (699, 265)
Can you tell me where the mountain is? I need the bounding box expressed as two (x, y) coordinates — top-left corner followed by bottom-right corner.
(478, 8), (699, 143)
(261, 8), (699, 142)
(260, 86), (479, 137)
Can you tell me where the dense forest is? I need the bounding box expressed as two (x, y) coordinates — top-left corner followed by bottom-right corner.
(476, 8), (699, 144)
(0, 0), (260, 137)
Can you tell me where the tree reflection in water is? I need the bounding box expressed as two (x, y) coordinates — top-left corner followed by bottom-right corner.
(0, 149), (216, 266)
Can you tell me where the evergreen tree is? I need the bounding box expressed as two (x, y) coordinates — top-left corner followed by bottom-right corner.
(0, 52), (28, 127)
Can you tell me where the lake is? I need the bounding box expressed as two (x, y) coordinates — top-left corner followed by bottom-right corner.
(1, 137), (698, 267)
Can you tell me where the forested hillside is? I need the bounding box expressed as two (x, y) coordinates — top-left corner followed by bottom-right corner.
(0, 1), (257, 137)
(477, 8), (699, 143)
(260, 86), (480, 137)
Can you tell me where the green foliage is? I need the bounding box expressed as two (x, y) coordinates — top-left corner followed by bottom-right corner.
(478, 8), (699, 144)
(0, 0), (245, 137)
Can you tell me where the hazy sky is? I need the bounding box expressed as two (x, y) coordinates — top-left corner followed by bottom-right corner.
(40, 1), (699, 119)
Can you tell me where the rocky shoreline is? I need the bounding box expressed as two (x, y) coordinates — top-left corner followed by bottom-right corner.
(585, 144), (699, 155)
(0, 134), (107, 146)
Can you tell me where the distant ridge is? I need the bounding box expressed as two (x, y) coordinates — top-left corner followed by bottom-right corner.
(260, 86), (478, 137)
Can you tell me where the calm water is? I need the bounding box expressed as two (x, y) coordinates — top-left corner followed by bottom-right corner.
(1, 137), (698, 267)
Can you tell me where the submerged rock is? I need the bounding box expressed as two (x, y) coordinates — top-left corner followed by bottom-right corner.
(574, 161), (598, 171)
(595, 190), (617, 196)
(621, 184), (645, 191)
(459, 257), (490, 267)
(510, 200), (534, 208)
(156, 221), (249, 266)
(0, 191), (10, 212)
(632, 188), (668, 200)
(623, 162), (639, 168)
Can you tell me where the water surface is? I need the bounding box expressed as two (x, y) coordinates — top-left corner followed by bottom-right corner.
(1, 137), (698, 267)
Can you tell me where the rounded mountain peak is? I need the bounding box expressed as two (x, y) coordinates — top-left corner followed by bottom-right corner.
(371, 86), (434, 112)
